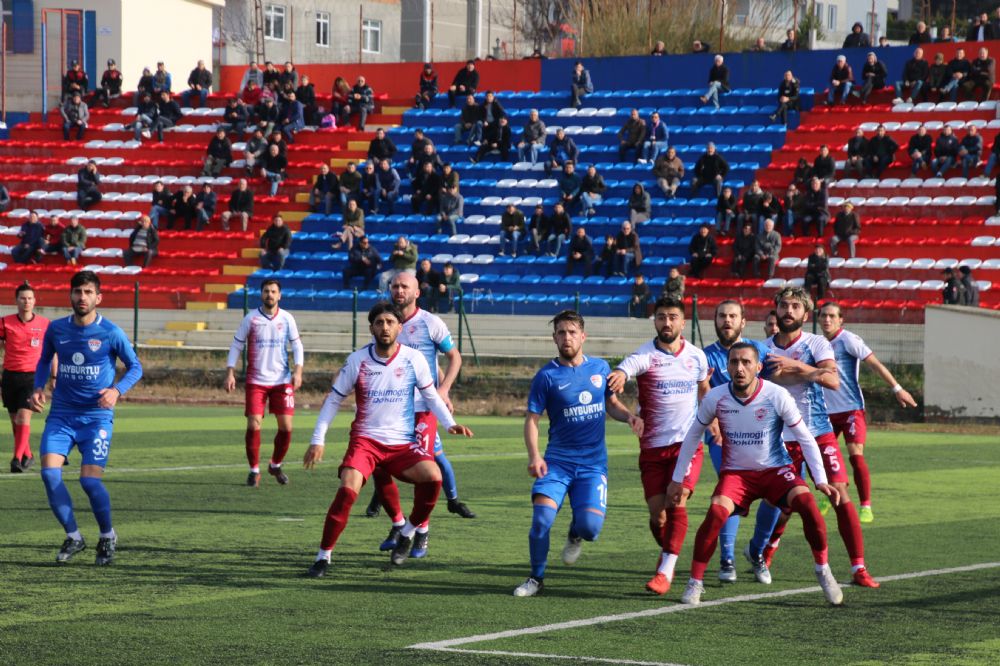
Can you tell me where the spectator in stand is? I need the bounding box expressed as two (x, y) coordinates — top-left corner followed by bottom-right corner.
(651, 40), (667, 56)
(479, 91), (506, 145)
(770, 70), (800, 125)
(61, 92), (88, 141)
(580, 165), (606, 217)
(62, 60), (88, 100)
(151, 61), (172, 96)
(77, 160), (101, 210)
(439, 262), (461, 312)
(613, 220), (642, 276)
(331, 76), (352, 126)
(367, 128), (397, 164)
(416, 259), (443, 311)
(691, 142), (729, 197)
(378, 235), (419, 292)
(133, 92), (159, 142)
(527, 203), (546, 254)
(856, 51), (888, 104)
(803, 244), (831, 300)
(500, 202), (525, 257)
(155, 90), (182, 142)
(438, 184), (463, 236)
(984, 132), (1000, 176)
(181, 60), (212, 108)
(0, 181), (9, 213)
(827, 55), (854, 106)
(123, 215), (158, 267)
(243, 128), (267, 177)
(92, 59), (122, 108)
(348, 76), (374, 130)
(629, 275), (650, 318)
(780, 29), (799, 51)
(748, 37), (769, 52)
(296, 75), (317, 125)
(546, 128), (579, 175)
(412, 161), (443, 215)
(375, 159), (401, 214)
(973, 13), (996, 41)
(454, 94), (482, 146)
(202, 127), (233, 177)
(134, 67), (154, 106)
(415, 63), (438, 109)
(61, 216), (86, 265)
(259, 215), (291, 270)
(266, 129), (288, 159)
(931, 125), (960, 177)
(802, 177), (829, 237)
(332, 198), (365, 250)
(700, 55), (730, 110)
(474, 115), (511, 162)
(738, 180), (765, 232)
(260, 144), (287, 197)
(878, 36), (890, 48)
(843, 22), (871, 48)
(556, 161), (582, 211)
(894, 47), (929, 103)
(278, 92), (304, 143)
(731, 222), (756, 277)
(653, 146), (685, 198)
(617, 108), (646, 163)
(965, 47), (996, 102)
(942, 267), (963, 303)
(942, 49), (971, 102)
(793, 157), (813, 189)
(841, 127), (866, 178)
(412, 141), (443, 174)
(716, 186), (738, 235)
(241, 79), (263, 108)
(359, 162), (378, 213)
(220, 97), (248, 137)
(167, 185), (197, 230)
(909, 21), (932, 45)
(831, 202), (861, 258)
(959, 125), (984, 178)
(309, 163), (339, 216)
(149, 180), (171, 228)
(406, 129), (432, 176)
(926, 52), (949, 102)
(42, 216), (64, 257)
(755, 218), (782, 278)
(628, 183), (652, 224)
(278, 61), (299, 90)
(441, 162), (459, 192)
(959, 265), (980, 306)
(239, 61), (263, 94)
(640, 111), (669, 164)
(517, 109), (546, 164)
(936, 26), (956, 42)
(11, 213), (45, 264)
(221, 178), (254, 231)
(339, 161), (362, 207)
(865, 124), (898, 178)
(570, 60), (593, 108)
(448, 60), (479, 107)
(692, 40), (711, 53)
(261, 61), (280, 89)
(342, 236), (381, 289)
(195, 183), (217, 231)
(544, 203), (572, 257)
(565, 227), (594, 276)
(761, 192), (783, 231)
(687, 224), (716, 278)
(812, 145), (836, 183)
(593, 234), (616, 277)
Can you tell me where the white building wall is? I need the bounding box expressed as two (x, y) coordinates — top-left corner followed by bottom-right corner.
(924, 305), (1000, 419)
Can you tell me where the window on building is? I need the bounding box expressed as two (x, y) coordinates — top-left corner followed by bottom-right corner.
(362, 18), (381, 54)
(315, 11), (330, 47)
(7, 0), (34, 54)
(814, 2), (824, 26)
(264, 4), (285, 41)
(828, 5), (837, 32)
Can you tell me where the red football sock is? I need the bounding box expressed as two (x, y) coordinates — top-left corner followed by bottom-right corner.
(834, 500), (866, 567)
(850, 454), (872, 506)
(12, 424), (30, 459)
(769, 513), (789, 545)
(371, 467), (404, 523)
(271, 429), (292, 465)
(662, 506), (689, 556)
(649, 518), (664, 548)
(690, 504), (729, 581)
(244, 428), (261, 468)
(789, 493), (828, 565)
(408, 480), (441, 528)
(320, 487), (359, 550)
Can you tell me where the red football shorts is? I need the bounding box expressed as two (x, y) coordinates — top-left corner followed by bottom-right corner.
(245, 383), (295, 416)
(340, 435), (434, 479)
(638, 444), (703, 500)
(829, 409), (868, 445)
(713, 466), (809, 515)
(785, 431), (849, 484)
(414, 411), (438, 452)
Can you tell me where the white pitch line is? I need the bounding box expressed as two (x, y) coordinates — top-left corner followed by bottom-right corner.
(408, 561), (1000, 655)
(424, 647), (689, 666)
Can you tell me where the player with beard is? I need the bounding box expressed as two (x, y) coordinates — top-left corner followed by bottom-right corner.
(607, 297), (710, 595)
(754, 287), (879, 589)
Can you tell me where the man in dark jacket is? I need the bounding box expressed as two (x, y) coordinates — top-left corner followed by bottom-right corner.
(222, 178), (255, 231)
(221, 97), (248, 136)
(406, 129), (432, 176)
(124, 216), (159, 267)
(77, 160), (101, 210)
(182, 60), (212, 108)
(411, 161), (443, 214)
(827, 55), (854, 105)
(565, 227), (593, 276)
(941, 49), (971, 102)
(415, 63), (438, 109)
(11, 213), (45, 264)
(309, 163), (340, 215)
(856, 51), (888, 103)
(803, 244), (830, 300)
(691, 142), (729, 197)
(959, 125), (984, 178)
(195, 183), (217, 231)
(959, 265), (980, 306)
(570, 60), (594, 108)
(374, 159), (401, 214)
(908, 126), (933, 175)
(731, 222), (757, 277)
(260, 215), (292, 270)
(845, 128), (869, 177)
(700, 54), (730, 110)
(478, 90), (505, 144)
(416, 259), (443, 311)
(278, 92), (305, 142)
(908, 21), (932, 45)
(202, 128), (233, 177)
(830, 202), (861, 258)
(545, 128), (579, 175)
(348, 76), (374, 130)
(543, 203), (572, 257)
(454, 95), (482, 146)
(965, 47), (996, 102)
(802, 177), (829, 237)
(927, 52), (949, 102)
(474, 116), (511, 162)
(61, 92), (89, 141)
(343, 236), (382, 289)
(155, 90), (182, 142)
(843, 22), (870, 48)
(448, 60), (479, 107)
(942, 267), (963, 304)
(812, 145), (836, 182)
(894, 47), (929, 103)
(167, 185), (198, 230)
(688, 224), (716, 278)
(770, 70), (800, 125)
(865, 124), (898, 178)
(931, 125), (960, 177)
(367, 128), (397, 163)
(617, 108), (646, 163)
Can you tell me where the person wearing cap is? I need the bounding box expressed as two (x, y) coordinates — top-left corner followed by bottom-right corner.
(93, 59), (122, 108)
(60, 92), (89, 141)
(827, 55), (854, 106)
(959, 266), (980, 306)
(942, 267), (963, 304)
(151, 61), (172, 96)
(62, 60), (88, 101)
(856, 52), (887, 104)
(448, 60), (479, 107)
(239, 61), (263, 94)
(842, 21), (871, 49)
(415, 63), (438, 109)
(133, 92), (159, 142)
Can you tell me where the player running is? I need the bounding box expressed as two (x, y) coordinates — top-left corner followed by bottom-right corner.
(514, 310), (642, 598)
(669, 342), (844, 606)
(304, 302), (473, 577)
(29, 271), (143, 565)
(818, 301), (916, 523)
(367, 273), (475, 560)
(1, 283), (52, 472)
(225, 279), (304, 487)
(606, 297), (710, 595)
(753, 287), (879, 589)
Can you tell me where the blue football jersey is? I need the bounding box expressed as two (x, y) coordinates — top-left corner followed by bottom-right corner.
(703, 337), (771, 388)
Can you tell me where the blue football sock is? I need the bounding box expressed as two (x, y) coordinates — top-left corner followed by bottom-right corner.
(41, 467), (78, 534)
(529, 504), (557, 579)
(571, 510), (604, 542)
(434, 451), (459, 501)
(749, 502), (783, 558)
(79, 476), (113, 535)
(719, 513), (741, 562)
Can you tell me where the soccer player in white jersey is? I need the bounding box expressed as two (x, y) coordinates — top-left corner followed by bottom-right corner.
(818, 302), (916, 523)
(757, 286), (879, 589)
(303, 302), (473, 577)
(224, 280), (304, 487)
(668, 342), (844, 606)
(607, 297), (710, 595)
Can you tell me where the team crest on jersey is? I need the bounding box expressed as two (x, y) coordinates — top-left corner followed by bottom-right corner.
(284, 386), (293, 395)
(276, 322), (284, 332)
(88, 339), (102, 352)
(408, 325), (417, 334)
(415, 421), (428, 434)
(72, 352), (85, 365)
(30, 338), (40, 347)
(823, 445), (837, 455)
(579, 391), (593, 405)
(684, 357), (696, 371)
(755, 407), (768, 421)
(790, 350), (801, 360)
(590, 375), (603, 388)
(394, 366), (405, 378)
(99, 429), (108, 439)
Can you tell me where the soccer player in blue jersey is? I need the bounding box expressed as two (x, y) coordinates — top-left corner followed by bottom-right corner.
(513, 310), (642, 597)
(29, 271), (143, 565)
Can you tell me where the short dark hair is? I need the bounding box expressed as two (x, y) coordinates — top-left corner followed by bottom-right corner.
(654, 296), (685, 316)
(550, 309), (585, 331)
(70, 270), (101, 293)
(819, 301), (842, 316)
(728, 341), (760, 362)
(715, 299), (745, 318)
(766, 309), (778, 319)
(368, 301), (403, 324)
(15, 282), (33, 298)
(260, 279), (281, 292)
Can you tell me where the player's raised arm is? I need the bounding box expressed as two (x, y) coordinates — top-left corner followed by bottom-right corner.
(607, 351), (650, 393)
(863, 354), (917, 408)
(523, 411), (546, 478)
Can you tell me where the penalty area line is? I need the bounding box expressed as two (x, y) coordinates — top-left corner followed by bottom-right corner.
(419, 647), (690, 666)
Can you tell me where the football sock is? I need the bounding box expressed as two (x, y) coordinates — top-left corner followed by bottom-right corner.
(657, 552), (679, 580)
(41, 467), (78, 534)
(718, 514), (740, 562)
(244, 428), (261, 469)
(571, 509), (604, 542)
(316, 548), (332, 562)
(371, 467), (404, 523)
(320, 487), (358, 550)
(833, 500), (866, 567)
(408, 480), (441, 529)
(79, 476), (113, 534)
(749, 501), (784, 557)
(416, 524), (429, 534)
(789, 493), (828, 565)
(434, 450), (459, 501)
(850, 454), (872, 506)
(99, 529), (115, 539)
(662, 506), (688, 556)
(648, 518), (664, 548)
(271, 429), (292, 465)
(12, 423), (31, 460)
(400, 520), (417, 539)
(529, 504), (557, 579)
(691, 504), (730, 581)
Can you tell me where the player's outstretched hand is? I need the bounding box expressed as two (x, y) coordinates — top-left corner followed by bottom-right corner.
(528, 456), (547, 478)
(895, 387), (917, 408)
(628, 414), (644, 438)
(303, 444), (324, 470)
(447, 424), (474, 437)
(816, 483), (841, 506)
(97, 387), (121, 409)
(665, 481), (685, 505)
(606, 369), (627, 394)
(28, 389), (46, 413)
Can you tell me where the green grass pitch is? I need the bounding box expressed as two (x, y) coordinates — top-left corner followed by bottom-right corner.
(0, 405), (998, 665)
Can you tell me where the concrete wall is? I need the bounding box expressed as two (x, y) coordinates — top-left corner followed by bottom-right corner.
(924, 305), (1000, 419)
